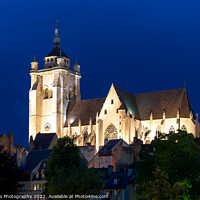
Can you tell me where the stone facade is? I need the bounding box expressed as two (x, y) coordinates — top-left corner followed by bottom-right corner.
(29, 28), (81, 140)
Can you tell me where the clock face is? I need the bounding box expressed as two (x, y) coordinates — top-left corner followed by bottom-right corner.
(44, 123), (51, 131)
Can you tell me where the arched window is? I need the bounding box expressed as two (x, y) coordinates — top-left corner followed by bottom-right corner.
(181, 125), (187, 132)
(48, 90), (52, 98)
(41, 170), (45, 178)
(169, 125), (175, 133)
(44, 88), (48, 99)
(104, 124), (118, 140)
(35, 171), (39, 179)
(111, 99), (114, 104)
(104, 110), (107, 114)
(156, 126), (161, 138)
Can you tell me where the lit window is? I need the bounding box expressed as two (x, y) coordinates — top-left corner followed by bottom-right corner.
(41, 170), (45, 178)
(104, 110), (107, 114)
(43, 162), (46, 168)
(111, 99), (114, 104)
(37, 184), (40, 191)
(33, 184), (37, 191)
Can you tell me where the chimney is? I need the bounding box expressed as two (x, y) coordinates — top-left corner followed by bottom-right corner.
(21, 151), (27, 166)
(113, 157), (117, 172)
(9, 133), (13, 153)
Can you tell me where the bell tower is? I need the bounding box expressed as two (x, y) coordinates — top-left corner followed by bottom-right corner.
(29, 26), (81, 141)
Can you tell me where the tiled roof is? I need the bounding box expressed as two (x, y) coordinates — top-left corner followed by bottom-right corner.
(22, 149), (52, 173)
(115, 87), (193, 120)
(47, 46), (69, 58)
(64, 98), (106, 127)
(33, 133), (57, 150)
(103, 171), (135, 189)
(99, 139), (122, 156)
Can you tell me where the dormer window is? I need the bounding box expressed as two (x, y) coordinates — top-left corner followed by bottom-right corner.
(113, 178), (119, 185)
(35, 171), (39, 179)
(41, 170), (45, 178)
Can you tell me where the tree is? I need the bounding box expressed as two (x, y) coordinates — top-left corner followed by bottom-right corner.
(0, 146), (23, 194)
(44, 136), (103, 199)
(135, 130), (200, 200)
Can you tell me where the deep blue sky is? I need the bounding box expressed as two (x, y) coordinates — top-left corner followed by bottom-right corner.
(0, 0), (200, 147)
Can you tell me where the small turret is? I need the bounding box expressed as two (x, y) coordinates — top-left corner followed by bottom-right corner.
(73, 58), (80, 73)
(31, 55), (38, 70)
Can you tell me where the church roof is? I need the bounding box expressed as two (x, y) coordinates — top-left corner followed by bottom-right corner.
(22, 149), (52, 173)
(33, 133), (57, 150)
(47, 46), (69, 58)
(64, 98), (106, 127)
(115, 87), (193, 120)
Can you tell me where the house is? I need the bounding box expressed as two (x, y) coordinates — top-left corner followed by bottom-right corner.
(103, 167), (136, 200)
(88, 139), (133, 169)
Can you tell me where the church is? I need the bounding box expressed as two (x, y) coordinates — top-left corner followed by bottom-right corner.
(29, 27), (200, 151)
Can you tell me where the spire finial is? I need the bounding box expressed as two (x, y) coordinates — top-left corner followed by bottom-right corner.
(33, 54), (36, 62)
(60, 50), (62, 56)
(55, 20), (59, 37)
(53, 20), (60, 48)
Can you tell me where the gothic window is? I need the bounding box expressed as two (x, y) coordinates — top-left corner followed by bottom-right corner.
(35, 171), (39, 179)
(156, 126), (161, 138)
(44, 88), (48, 99)
(41, 170), (45, 178)
(104, 124), (118, 140)
(181, 125), (187, 132)
(104, 109), (107, 114)
(111, 99), (114, 104)
(169, 125), (175, 133)
(48, 89), (52, 98)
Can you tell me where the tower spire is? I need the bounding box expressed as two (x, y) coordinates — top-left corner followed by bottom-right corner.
(53, 20), (60, 48)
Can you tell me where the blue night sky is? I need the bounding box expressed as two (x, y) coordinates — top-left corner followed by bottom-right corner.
(0, 0), (200, 147)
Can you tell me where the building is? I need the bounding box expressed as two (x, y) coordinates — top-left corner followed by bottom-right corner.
(0, 132), (16, 155)
(18, 133), (57, 197)
(103, 167), (135, 200)
(88, 139), (133, 169)
(29, 27), (200, 152)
